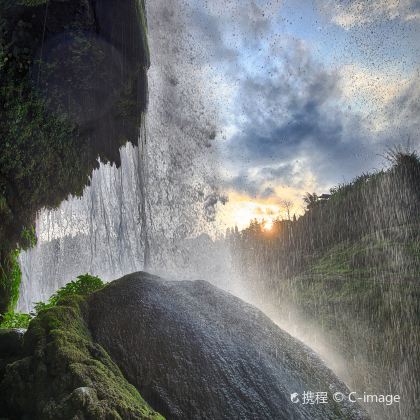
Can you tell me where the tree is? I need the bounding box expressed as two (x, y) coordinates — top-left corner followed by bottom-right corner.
(303, 193), (318, 210)
(281, 200), (293, 220)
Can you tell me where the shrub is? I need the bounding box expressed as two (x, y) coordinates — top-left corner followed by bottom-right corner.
(0, 311), (31, 329)
(34, 274), (103, 314)
(1, 274), (103, 329)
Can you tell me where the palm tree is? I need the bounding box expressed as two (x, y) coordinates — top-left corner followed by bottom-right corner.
(303, 192), (318, 210)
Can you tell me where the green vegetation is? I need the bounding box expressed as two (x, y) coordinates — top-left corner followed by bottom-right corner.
(229, 151), (420, 418)
(0, 292), (163, 419)
(0, 310), (31, 329)
(34, 273), (104, 313)
(0, 224), (39, 317)
(0, 249), (22, 315)
(311, 227), (420, 276)
(0, 0), (150, 315)
(0, 273), (163, 417)
(0, 274), (104, 329)
(0, 2), (155, 415)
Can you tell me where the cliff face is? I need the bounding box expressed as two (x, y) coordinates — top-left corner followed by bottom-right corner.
(0, 0), (149, 314)
(0, 272), (369, 419)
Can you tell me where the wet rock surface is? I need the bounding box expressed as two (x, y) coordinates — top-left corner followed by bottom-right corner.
(0, 328), (26, 386)
(88, 272), (369, 420)
(0, 329), (25, 357)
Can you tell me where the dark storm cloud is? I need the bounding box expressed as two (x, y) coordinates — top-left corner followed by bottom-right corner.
(225, 161), (305, 198)
(256, 163), (305, 188)
(225, 40), (376, 187)
(226, 53), (419, 192)
(170, 1), (380, 191)
(227, 172), (261, 197)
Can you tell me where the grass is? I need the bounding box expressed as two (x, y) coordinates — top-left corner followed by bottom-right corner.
(310, 228), (420, 277)
(280, 229), (420, 418)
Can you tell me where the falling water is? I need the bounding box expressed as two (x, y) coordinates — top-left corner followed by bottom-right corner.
(14, 2), (419, 419)
(17, 0), (227, 312)
(18, 132), (146, 309)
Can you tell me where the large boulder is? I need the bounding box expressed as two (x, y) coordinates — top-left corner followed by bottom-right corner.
(1, 272), (369, 419)
(87, 272), (368, 420)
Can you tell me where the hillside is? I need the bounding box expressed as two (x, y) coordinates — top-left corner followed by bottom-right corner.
(229, 150), (420, 419)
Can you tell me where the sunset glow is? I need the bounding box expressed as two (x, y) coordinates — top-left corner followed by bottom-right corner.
(262, 219), (274, 231)
(216, 190), (304, 231)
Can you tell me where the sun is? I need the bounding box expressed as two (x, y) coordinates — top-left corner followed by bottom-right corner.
(262, 219), (274, 232)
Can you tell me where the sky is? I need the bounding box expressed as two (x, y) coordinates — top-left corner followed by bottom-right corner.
(149, 0), (420, 230)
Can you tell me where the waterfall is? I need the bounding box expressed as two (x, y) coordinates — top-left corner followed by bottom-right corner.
(17, 0), (227, 312)
(18, 136), (148, 311)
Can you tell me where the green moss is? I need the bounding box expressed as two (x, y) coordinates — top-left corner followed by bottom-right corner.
(0, 0), (150, 314)
(0, 249), (22, 314)
(0, 294), (164, 419)
(20, 225), (37, 249)
(0, 273), (103, 329)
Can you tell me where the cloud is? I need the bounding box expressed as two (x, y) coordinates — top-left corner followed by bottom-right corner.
(389, 73), (420, 122)
(338, 64), (413, 130)
(226, 161), (307, 196)
(260, 187), (276, 199)
(147, 0), (419, 227)
(225, 38), (377, 187)
(383, 72), (420, 146)
(319, 0), (420, 29)
(255, 163), (307, 189)
(223, 40), (419, 200)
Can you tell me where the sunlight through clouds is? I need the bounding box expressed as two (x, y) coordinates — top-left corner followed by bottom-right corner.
(319, 0), (420, 29)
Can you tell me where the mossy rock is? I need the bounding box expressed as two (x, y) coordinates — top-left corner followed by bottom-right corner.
(0, 294), (163, 419)
(0, 0), (150, 314)
(0, 328), (25, 357)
